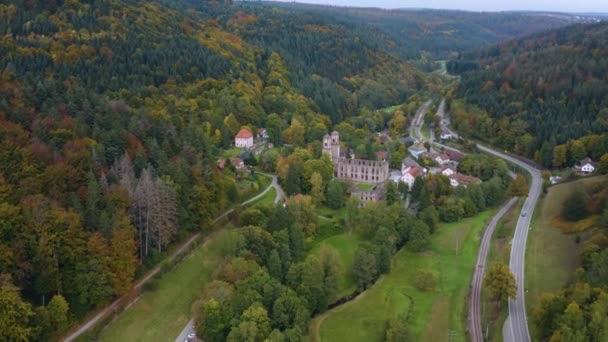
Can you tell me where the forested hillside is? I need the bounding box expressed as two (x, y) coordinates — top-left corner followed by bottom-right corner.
(0, 0), (430, 339)
(254, 2), (583, 59)
(448, 22), (608, 167)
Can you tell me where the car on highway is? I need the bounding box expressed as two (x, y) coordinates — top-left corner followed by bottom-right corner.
(521, 212), (527, 217)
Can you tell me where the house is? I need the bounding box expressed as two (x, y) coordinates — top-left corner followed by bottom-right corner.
(352, 186), (385, 207)
(229, 157), (245, 170)
(257, 128), (268, 140)
(217, 158), (227, 170)
(440, 129), (453, 140)
(390, 170), (403, 183)
(376, 151), (388, 162)
(400, 135), (417, 146)
(435, 153), (450, 165)
(549, 176), (562, 185)
(441, 164), (457, 177)
(449, 173), (481, 188)
(235, 128), (254, 148)
(444, 149), (465, 163)
(408, 143), (427, 159)
(575, 157), (597, 175)
(401, 166), (424, 189)
(402, 157), (421, 171)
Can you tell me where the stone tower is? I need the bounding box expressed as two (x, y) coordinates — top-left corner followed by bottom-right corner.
(323, 131), (340, 160)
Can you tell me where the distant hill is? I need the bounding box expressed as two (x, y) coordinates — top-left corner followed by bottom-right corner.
(448, 22), (608, 166)
(254, 2), (585, 59)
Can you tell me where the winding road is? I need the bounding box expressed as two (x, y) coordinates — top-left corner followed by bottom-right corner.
(174, 174), (286, 342)
(64, 173), (283, 342)
(415, 99), (542, 342)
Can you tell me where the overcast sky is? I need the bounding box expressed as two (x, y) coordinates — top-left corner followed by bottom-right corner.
(267, 0), (608, 12)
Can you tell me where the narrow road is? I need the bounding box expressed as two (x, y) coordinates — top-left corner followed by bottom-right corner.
(174, 174), (286, 341)
(469, 197), (518, 342)
(410, 100), (432, 141)
(419, 99), (541, 342)
(477, 145), (541, 342)
(175, 319), (195, 342)
(64, 174), (278, 342)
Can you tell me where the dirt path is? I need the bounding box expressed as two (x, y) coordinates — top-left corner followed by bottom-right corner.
(63, 176), (276, 342)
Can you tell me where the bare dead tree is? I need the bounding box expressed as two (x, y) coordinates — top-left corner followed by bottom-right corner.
(110, 152), (136, 196)
(152, 178), (177, 253)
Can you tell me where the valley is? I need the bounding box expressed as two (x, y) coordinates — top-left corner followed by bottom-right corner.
(0, 1), (607, 342)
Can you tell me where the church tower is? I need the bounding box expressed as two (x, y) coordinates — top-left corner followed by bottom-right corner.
(323, 131), (340, 160)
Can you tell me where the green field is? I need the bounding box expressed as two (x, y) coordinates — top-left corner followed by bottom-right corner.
(316, 205), (347, 221)
(313, 210), (495, 342)
(355, 183), (376, 191)
(525, 176), (607, 314)
(222, 147), (244, 158)
(98, 240), (220, 342)
(251, 187), (277, 208)
(311, 233), (362, 299)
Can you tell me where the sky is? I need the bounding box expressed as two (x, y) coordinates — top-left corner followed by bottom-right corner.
(267, 0), (608, 13)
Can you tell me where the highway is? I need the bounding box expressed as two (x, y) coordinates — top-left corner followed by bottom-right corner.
(416, 99), (542, 342)
(469, 197), (518, 342)
(477, 145), (541, 342)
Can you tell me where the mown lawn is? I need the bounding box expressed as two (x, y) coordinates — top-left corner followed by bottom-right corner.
(310, 233), (362, 299)
(313, 210), (495, 342)
(316, 205), (347, 221)
(525, 176), (607, 315)
(252, 187), (277, 208)
(98, 241), (219, 342)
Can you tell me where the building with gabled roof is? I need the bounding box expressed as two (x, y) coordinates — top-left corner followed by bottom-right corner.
(235, 128), (254, 148)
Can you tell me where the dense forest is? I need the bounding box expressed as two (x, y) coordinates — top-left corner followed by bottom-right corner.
(448, 22), (608, 167)
(248, 2), (583, 59)
(0, 0), (432, 339)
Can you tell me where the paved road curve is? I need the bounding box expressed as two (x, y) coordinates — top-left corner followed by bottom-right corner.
(424, 101), (542, 342)
(469, 197), (518, 342)
(477, 145), (542, 342)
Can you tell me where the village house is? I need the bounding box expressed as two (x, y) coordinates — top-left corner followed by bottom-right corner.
(352, 186), (385, 207)
(440, 128), (453, 140)
(401, 166), (424, 189)
(235, 128), (254, 148)
(376, 151), (388, 162)
(435, 153), (450, 165)
(229, 157), (246, 170)
(441, 164), (457, 176)
(444, 149), (465, 163)
(257, 128), (268, 140)
(575, 157), (597, 175)
(400, 135), (417, 146)
(402, 157), (422, 171)
(217, 158), (227, 170)
(408, 143), (427, 159)
(449, 173), (481, 188)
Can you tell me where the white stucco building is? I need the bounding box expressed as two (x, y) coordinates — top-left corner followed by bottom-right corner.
(235, 128), (254, 148)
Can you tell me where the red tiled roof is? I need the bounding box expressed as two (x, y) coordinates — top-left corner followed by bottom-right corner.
(230, 157), (244, 168)
(445, 149), (464, 161)
(376, 151), (387, 160)
(408, 166), (423, 177)
(235, 128), (253, 139)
